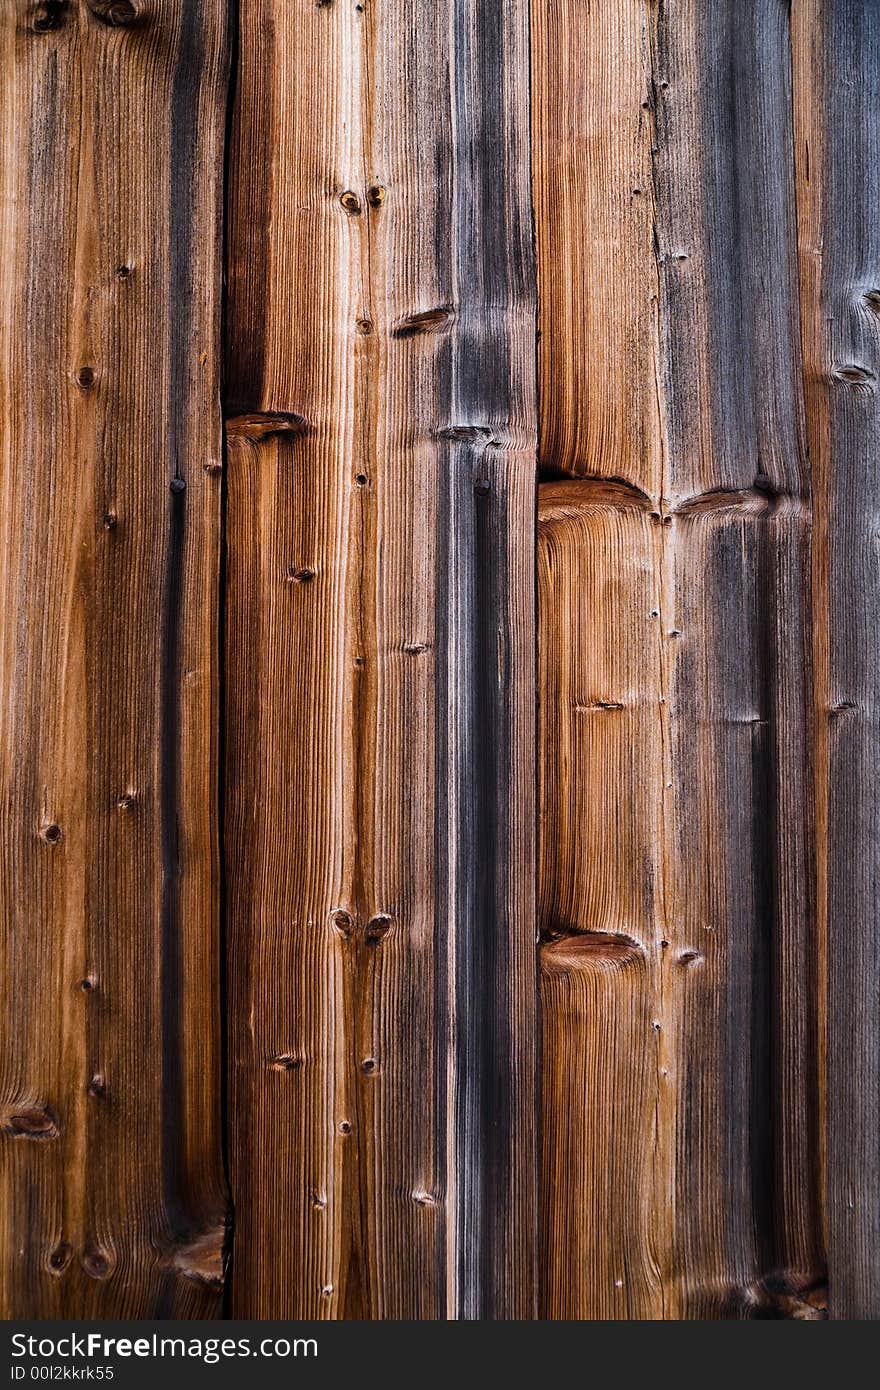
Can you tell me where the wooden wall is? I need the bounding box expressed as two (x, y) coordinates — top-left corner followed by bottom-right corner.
(0, 0), (877, 1320)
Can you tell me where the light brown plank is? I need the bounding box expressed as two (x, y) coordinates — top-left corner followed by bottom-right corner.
(535, 0), (825, 1318)
(225, 0), (538, 1318)
(538, 482), (668, 1319)
(0, 0), (229, 1316)
(532, 0), (658, 489)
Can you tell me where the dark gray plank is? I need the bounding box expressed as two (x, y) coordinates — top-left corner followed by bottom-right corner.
(654, 0), (822, 1316)
(794, 0), (880, 1321)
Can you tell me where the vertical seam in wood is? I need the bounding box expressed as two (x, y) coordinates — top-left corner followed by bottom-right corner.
(526, 0), (543, 1325)
(218, 0), (240, 1318)
(646, 1), (676, 1318)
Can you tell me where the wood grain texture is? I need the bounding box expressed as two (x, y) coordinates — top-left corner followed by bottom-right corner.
(532, 0), (658, 489)
(535, 0), (825, 1318)
(538, 482), (666, 1319)
(225, 0), (537, 1319)
(0, 0), (230, 1316)
(792, 0), (880, 1321)
(2, 0), (875, 1326)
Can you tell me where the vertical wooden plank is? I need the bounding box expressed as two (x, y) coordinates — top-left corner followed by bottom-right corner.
(225, 0), (537, 1318)
(538, 482), (667, 1319)
(0, 1), (229, 1316)
(535, 0), (825, 1317)
(655, 0), (822, 1316)
(532, 0), (658, 491)
(532, 1), (669, 1319)
(793, 0), (880, 1321)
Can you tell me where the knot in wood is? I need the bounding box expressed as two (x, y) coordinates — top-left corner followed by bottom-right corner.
(86, 0), (138, 26)
(364, 913), (392, 946)
(32, 3), (67, 33)
(81, 1247), (111, 1279)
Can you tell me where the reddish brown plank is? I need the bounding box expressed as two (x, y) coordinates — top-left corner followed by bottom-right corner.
(535, 0), (824, 1318)
(0, 0), (229, 1317)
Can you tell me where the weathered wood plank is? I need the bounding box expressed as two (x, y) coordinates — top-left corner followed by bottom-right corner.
(532, 0), (658, 489)
(668, 494), (819, 1317)
(538, 482), (667, 1319)
(792, 0), (880, 1321)
(0, 0), (229, 1316)
(225, 0), (537, 1318)
(535, 0), (824, 1317)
